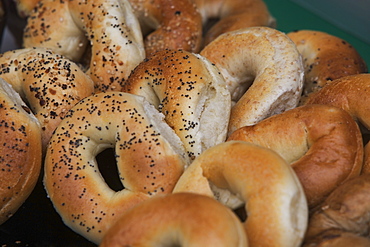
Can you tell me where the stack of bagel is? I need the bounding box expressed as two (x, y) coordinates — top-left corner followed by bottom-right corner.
(0, 0), (369, 246)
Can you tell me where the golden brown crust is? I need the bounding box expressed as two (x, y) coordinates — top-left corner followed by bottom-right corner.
(44, 91), (187, 244)
(0, 79), (42, 225)
(305, 73), (370, 130)
(287, 30), (368, 102)
(129, 0), (203, 54)
(124, 49), (231, 160)
(228, 104), (363, 208)
(193, 0), (276, 46)
(0, 48), (95, 148)
(100, 193), (248, 247)
(200, 27), (304, 134)
(303, 174), (370, 246)
(23, 0), (145, 92)
(174, 141), (308, 247)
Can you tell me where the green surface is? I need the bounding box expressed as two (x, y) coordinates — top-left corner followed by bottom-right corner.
(264, 0), (370, 67)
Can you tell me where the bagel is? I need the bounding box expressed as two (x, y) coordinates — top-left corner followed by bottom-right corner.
(0, 78), (42, 225)
(305, 73), (370, 131)
(303, 174), (370, 247)
(228, 104), (363, 208)
(200, 26), (304, 135)
(124, 49), (231, 160)
(44, 91), (188, 244)
(173, 141), (308, 247)
(287, 30), (368, 102)
(0, 47), (95, 149)
(14, 0), (40, 17)
(193, 0), (276, 46)
(128, 0), (203, 54)
(362, 141), (370, 175)
(100, 193), (248, 247)
(23, 0), (145, 92)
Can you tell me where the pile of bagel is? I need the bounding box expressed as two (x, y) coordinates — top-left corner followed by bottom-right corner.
(0, 0), (369, 246)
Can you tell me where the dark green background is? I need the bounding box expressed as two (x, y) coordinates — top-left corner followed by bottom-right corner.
(264, 0), (370, 67)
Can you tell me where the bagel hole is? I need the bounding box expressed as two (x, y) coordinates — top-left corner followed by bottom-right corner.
(234, 205), (247, 222)
(96, 148), (124, 192)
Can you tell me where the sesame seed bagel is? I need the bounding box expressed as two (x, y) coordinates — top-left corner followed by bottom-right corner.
(0, 47), (95, 149)
(228, 104), (363, 209)
(287, 30), (368, 102)
(193, 0), (276, 46)
(173, 141), (308, 247)
(124, 49), (231, 160)
(0, 78), (42, 225)
(44, 91), (188, 244)
(305, 73), (370, 131)
(128, 0), (203, 54)
(23, 0), (145, 92)
(200, 27), (304, 135)
(100, 193), (248, 247)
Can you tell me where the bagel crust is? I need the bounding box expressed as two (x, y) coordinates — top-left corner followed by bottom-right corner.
(304, 174), (370, 247)
(201, 27), (304, 134)
(100, 193), (248, 247)
(287, 30), (368, 101)
(0, 48), (95, 148)
(174, 141), (308, 247)
(0, 79), (42, 225)
(193, 0), (276, 46)
(23, 0), (145, 92)
(305, 73), (370, 130)
(44, 92), (187, 244)
(129, 0), (203, 54)
(124, 49), (231, 160)
(228, 104), (363, 208)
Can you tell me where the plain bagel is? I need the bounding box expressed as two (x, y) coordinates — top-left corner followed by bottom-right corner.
(100, 193), (248, 247)
(200, 26), (304, 135)
(174, 141), (308, 247)
(303, 174), (370, 246)
(0, 78), (42, 225)
(44, 91), (188, 244)
(305, 73), (370, 131)
(228, 104), (363, 209)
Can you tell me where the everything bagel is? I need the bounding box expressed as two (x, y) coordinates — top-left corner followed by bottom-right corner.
(44, 91), (188, 244)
